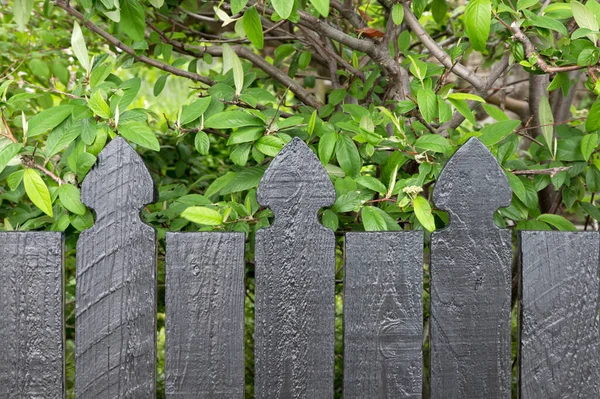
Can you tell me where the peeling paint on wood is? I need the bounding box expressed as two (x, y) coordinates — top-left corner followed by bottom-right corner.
(344, 232), (423, 398)
(165, 232), (245, 398)
(254, 137), (336, 398)
(430, 137), (512, 398)
(76, 137), (157, 398)
(520, 231), (599, 398)
(0, 232), (64, 398)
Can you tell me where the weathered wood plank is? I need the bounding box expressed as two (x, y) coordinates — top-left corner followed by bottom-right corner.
(165, 232), (245, 398)
(519, 231), (600, 399)
(0, 232), (64, 397)
(254, 137), (336, 398)
(430, 137), (512, 398)
(343, 231), (423, 398)
(76, 136), (157, 398)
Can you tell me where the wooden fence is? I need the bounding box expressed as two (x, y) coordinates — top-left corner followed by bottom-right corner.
(1, 135), (598, 398)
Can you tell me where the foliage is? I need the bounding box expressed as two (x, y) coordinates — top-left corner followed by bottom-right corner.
(1, 0), (600, 396)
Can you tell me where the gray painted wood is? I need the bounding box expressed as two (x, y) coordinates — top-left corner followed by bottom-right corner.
(430, 137), (512, 398)
(519, 231), (600, 399)
(0, 232), (64, 397)
(343, 232), (423, 398)
(254, 137), (336, 398)
(165, 232), (245, 398)
(76, 136), (157, 398)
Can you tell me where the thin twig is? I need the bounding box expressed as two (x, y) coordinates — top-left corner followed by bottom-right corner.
(511, 166), (571, 177)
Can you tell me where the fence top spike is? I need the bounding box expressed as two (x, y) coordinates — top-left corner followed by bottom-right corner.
(432, 137), (511, 226)
(257, 137), (335, 220)
(81, 136), (156, 218)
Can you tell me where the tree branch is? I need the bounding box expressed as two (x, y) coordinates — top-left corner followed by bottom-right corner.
(402, 3), (486, 91)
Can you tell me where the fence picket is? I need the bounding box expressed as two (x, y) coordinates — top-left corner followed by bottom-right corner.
(76, 137), (157, 398)
(430, 137), (512, 398)
(519, 231), (600, 398)
(254, 137), (336, 398)
(0, 232), (63, 397)
(165, 232), (245, 398)
(343, 231), (423, 398)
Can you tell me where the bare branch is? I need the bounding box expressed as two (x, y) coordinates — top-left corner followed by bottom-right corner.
(512, 166), (571, 177)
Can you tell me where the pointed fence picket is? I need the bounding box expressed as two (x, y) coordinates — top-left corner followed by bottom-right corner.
(0, 135), (598, 399)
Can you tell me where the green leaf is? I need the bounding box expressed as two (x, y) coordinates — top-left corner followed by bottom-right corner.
(482, 104), (509, 121)
(571, 1), (599, 42)
(479, 120), (520, 146)
(356, 176), (387, 193)
(88, 91), (111, 119)
(417, 88), (437, 123)
(58, 184), (86, 215)
(506, 172), (527, 204)
(335, 134), (361, 177)
(321, 209), (338, 231)
(71, 22), (90, 74)
(448, 98), (476, 124)
(586, 97), (600, 132)
(23, 168), (53, 217)
(538, 95), (555, 156)
(310, 0), (329, 17)
(522, 9), (569, 37)
(89, 60), (113, 87)
(222, 44), (244, 95)
(205, 111), (264, 129)
(465, 0), (491, 52)
(271, 0), (293, 19)
(230, 143), (251, 166)
(153, 74), (168, 96)
(581, 133), (598, 161)
(181, 206), (223, 225)
(243, 6), (264, 49)
(220, 166), (266, 195)
(447, 93), (485, 102)
(415, 134), (451, 153)
(517, 0), (538, 10)
(231, 0), (249, 14)
(0, 143), (22, 174)
(120, 0), (146, 41)
(28, 59), (50, 80)
(431, 0), (447, 23)
(362, 206), (387, 231)
(392, 3), (404, 24)
(27, 105), (73, 137)
(582, 202), (600, 221)
(195, 131), (210, 155)
(180, 97), (212, 125)
(537, 213), (577, 231)
(319, 131), (337, 165)
(119, 121), (160, 151)
(227, 126), (264, 144)
(413, 195), (435, 232)
(255, 135), (283, 157)
(14, 0), (33, 31)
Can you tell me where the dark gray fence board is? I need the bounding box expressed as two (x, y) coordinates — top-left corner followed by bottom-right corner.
(0, 232), (64, 397)
(430, 137), (512, 398)
(76, 136), (157, 398)
(254, 137), (336, 398)
(165, 232), (245, 398)
(519, 231), (600, 398)
(343, 231), (423, 398)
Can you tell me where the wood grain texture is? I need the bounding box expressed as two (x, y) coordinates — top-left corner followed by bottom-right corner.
(519, 231), (600, 399)
(430, 137), (512, 398)
(0, 232), (64, 398)
(254, 137), (336, 398)
(165, 232), (245, 398)
(76, 136), (157, 398)
(343, 232), (423, 399)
